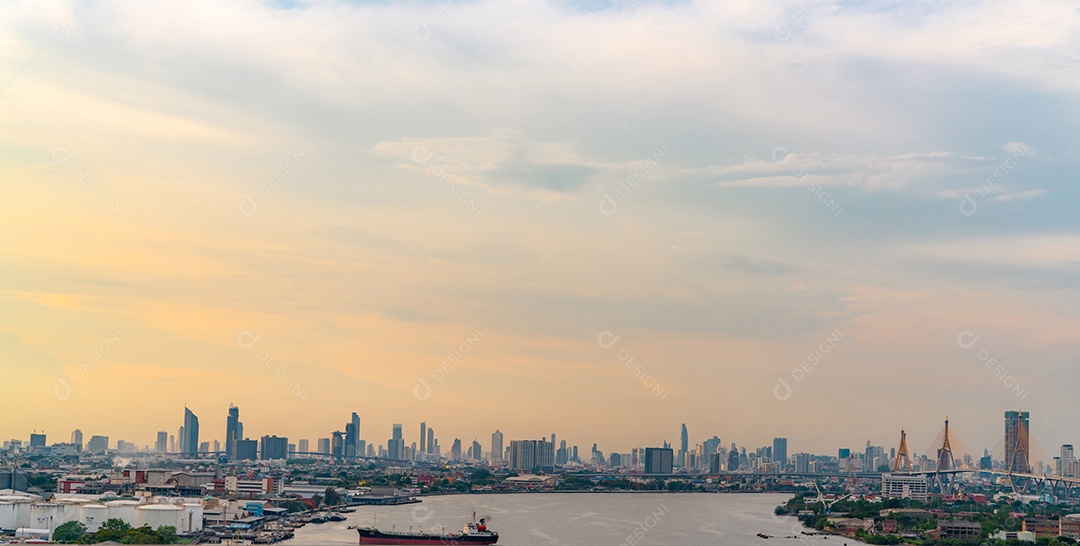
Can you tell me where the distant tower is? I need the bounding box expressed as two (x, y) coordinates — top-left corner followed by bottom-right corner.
(420, 422), (427, 455)
(1005, 411), (1031, 474)
(427, 428), (435, 455)
(491, 430), (504, 463)
(181, 407), (199, 456)
(226, 405), (240, 459)
(772, 438), (788, 468)
(679, 424), (689, 466)
(893, 429), (912, 472)
(351, 412), (362, 457)
(71, 429), (83, 452)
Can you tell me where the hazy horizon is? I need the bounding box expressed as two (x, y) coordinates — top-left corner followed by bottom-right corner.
(2, 0), (1078, 460)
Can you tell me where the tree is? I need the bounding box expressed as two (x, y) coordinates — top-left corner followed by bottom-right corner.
(101, 518), (132, 532)
(323, 487), (341, 506)
(157, 525), (178, 543)
(52, 521), (86, 543)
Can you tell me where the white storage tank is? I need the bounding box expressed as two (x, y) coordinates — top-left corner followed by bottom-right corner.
(105, 500), (140, 524)
(180, 503), (203, 533)
(0, 496), (33, 531)
(29, 502), (77, 531)
(135, 504), (181, 530)
(80, 504), (109, 532)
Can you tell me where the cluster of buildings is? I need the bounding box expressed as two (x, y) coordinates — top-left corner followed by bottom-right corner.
(7, 409), (1075, 485)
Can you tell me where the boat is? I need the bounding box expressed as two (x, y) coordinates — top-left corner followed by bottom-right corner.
(352, 513), (498, 545)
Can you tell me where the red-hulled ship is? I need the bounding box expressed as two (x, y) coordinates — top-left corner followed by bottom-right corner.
(353, 513), (498, 545)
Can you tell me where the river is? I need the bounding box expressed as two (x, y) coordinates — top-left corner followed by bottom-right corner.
(286, 493), (868, 545)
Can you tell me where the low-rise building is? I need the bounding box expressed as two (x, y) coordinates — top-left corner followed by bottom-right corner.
(937, 520), (981, 540)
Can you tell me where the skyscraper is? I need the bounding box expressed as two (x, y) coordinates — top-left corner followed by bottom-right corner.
(508, 439), (555, 472)
(181, 407), (199, 456)
(1061, 445), (1076, 478)
(346, 412), (361, 458)
(388, 424), (404, 460)
(155, 431), (168, 453)
(679, 424), (688, 466)
(427, 428), (434, 455)
(260, 435), (289, 460)
(645, 447), (674, 474)
(773, 438), (788, 469)
(345, 421), (357, 458)
(1005, 411), (1031, 474)
(298, 439), (309, 454)
(226, 405), (241, 459)
(420, 422), (427, 455)
(331, 431), (345, 460)
(491, 429), (504, 463)
(71, 429), (83, 451)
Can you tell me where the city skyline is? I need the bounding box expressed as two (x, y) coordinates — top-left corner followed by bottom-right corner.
(2, 1), (1079, 455)
(5, 405), (1065, 469)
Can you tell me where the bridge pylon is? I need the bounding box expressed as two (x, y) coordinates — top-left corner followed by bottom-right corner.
(892, 429), (912, 473)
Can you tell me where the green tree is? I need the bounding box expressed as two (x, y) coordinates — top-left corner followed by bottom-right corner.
(52, 520), (87, 543)
(157, 525), (178, 543)
(101, 518), (132, 532)
(323, 487), (341, 506)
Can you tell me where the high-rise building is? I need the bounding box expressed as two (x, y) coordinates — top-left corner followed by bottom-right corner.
(71, 430), (83, 451)
(298, 439), (309, 454)
(235, 439), (258, 461)
(451, 439), (463, 461)
(509, 439), (555, 473)
(155, 431), (168, 453)
(472, 440), (483, 461)
(29, 433), (45, 448)
(491, 430), (504, 463)
(556, 440), (568, 465)
(773, 438), (788, 469)
(317, 437), (331, 455)
(1060, 445), (1076, 477)
(420, 422), (427, 455)
(226, 405), (241, 459)
(677, 424), (688, 466)
(332, 431), (345, 460)
(645, 447), (674, 474)
(427, 428), (434, 455)
(388, 424), (405, 460)
(88, 435), (109, 454)
(795, 452), (811, 473)
(1005, 411), (1031, 474)
(260, 435), (289, 460)
(345, 422), (358, 458)
(351, 412), (362, 457)
(181, 407), (199, 456)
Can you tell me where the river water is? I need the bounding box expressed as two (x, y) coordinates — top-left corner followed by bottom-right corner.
(287, 493), (868, 546)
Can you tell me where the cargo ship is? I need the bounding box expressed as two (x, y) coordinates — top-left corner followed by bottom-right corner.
(352, 513), (498, 545)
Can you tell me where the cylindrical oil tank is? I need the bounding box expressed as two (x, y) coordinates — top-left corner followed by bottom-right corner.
(135, 504), (182, 530)
(80, 504), (109, 532)
(0, 496), (32, 530)
(105, 500), (140, 524)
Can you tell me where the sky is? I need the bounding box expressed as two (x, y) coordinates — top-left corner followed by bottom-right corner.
(1, 0), (1078, 461)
